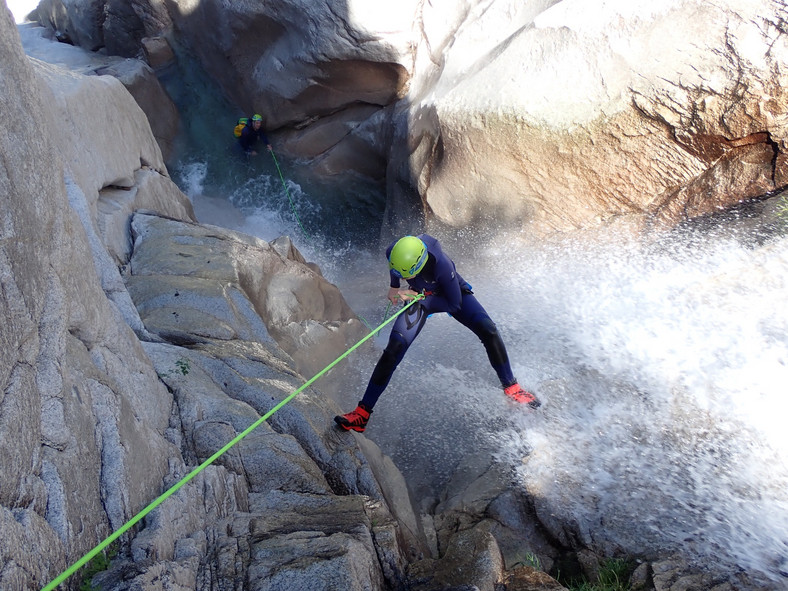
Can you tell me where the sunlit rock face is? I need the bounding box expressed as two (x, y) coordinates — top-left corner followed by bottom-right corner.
(391, 0), (788, 237)
(1, 8), (180, 588)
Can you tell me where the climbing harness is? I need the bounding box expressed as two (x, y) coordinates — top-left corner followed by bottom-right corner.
(41, 294), (423, 591)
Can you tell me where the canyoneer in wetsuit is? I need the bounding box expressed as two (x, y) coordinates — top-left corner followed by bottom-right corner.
(238, 113), (271, 155)
(334, 234), (540, 433)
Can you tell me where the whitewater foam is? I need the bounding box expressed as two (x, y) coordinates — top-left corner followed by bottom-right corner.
(486, 231), (788, 583)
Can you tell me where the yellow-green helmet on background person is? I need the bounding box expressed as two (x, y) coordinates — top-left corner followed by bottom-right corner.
(389, 236), (428, 279)
(252, 113), (263, 122)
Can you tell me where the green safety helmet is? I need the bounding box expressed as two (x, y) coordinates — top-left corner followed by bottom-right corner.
(252, 113), (263, 122)
(389, 236), (428, 279)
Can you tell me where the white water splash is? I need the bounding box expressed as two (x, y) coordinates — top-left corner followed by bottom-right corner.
(175, 160), (207, 201)
(486, 231), (788, 583)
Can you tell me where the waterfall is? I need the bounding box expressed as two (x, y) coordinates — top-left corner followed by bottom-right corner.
(374, 226), (788, 584)
(164, 44), (788, 585)
(490, 229), (788, 582)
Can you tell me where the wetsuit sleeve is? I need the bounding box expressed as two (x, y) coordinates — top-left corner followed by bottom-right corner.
(424, 255), (462, 314)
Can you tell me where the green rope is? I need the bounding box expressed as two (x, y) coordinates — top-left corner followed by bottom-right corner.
(356, 301), (393, 335)
(355, 314), (374, 332)
(270, 150), (310, 239)
(41, 294), (423, 591)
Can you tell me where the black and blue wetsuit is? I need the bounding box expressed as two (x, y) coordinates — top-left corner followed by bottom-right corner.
(238, 123), (270, 153)
(359, 234), (517, 410)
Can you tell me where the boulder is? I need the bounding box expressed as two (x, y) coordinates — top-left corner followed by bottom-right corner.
(246, 492), (386, 589)
(388, 0), (788, 237)
(127, 273), (274, 344)
(649, 555), (773, 591)
(433, 451), (557, 573)
(408, 522), (505, 591)
(141, 35), (175, 70)
(248, 530), (384, 591)
(128, 213), (368, 377)
(20, 24), (182, 161)
(504, 566), (568, 591)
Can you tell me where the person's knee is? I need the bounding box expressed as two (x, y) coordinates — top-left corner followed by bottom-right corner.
(475, 317), (499, 343)
(386, 332), (410, 362)
(371, 333), (408, 383)
(474, 316), (509, 365)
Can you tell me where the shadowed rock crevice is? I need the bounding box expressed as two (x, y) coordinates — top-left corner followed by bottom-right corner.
(649, 132), (779, 229)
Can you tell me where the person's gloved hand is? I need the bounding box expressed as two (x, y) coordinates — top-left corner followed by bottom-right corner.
(387, 287), (419, 305)
(398, 289), (420, 303)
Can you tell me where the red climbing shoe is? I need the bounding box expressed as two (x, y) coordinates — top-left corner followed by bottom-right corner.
(504, 383), (541, 409)
(334, 403), (372, 432)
